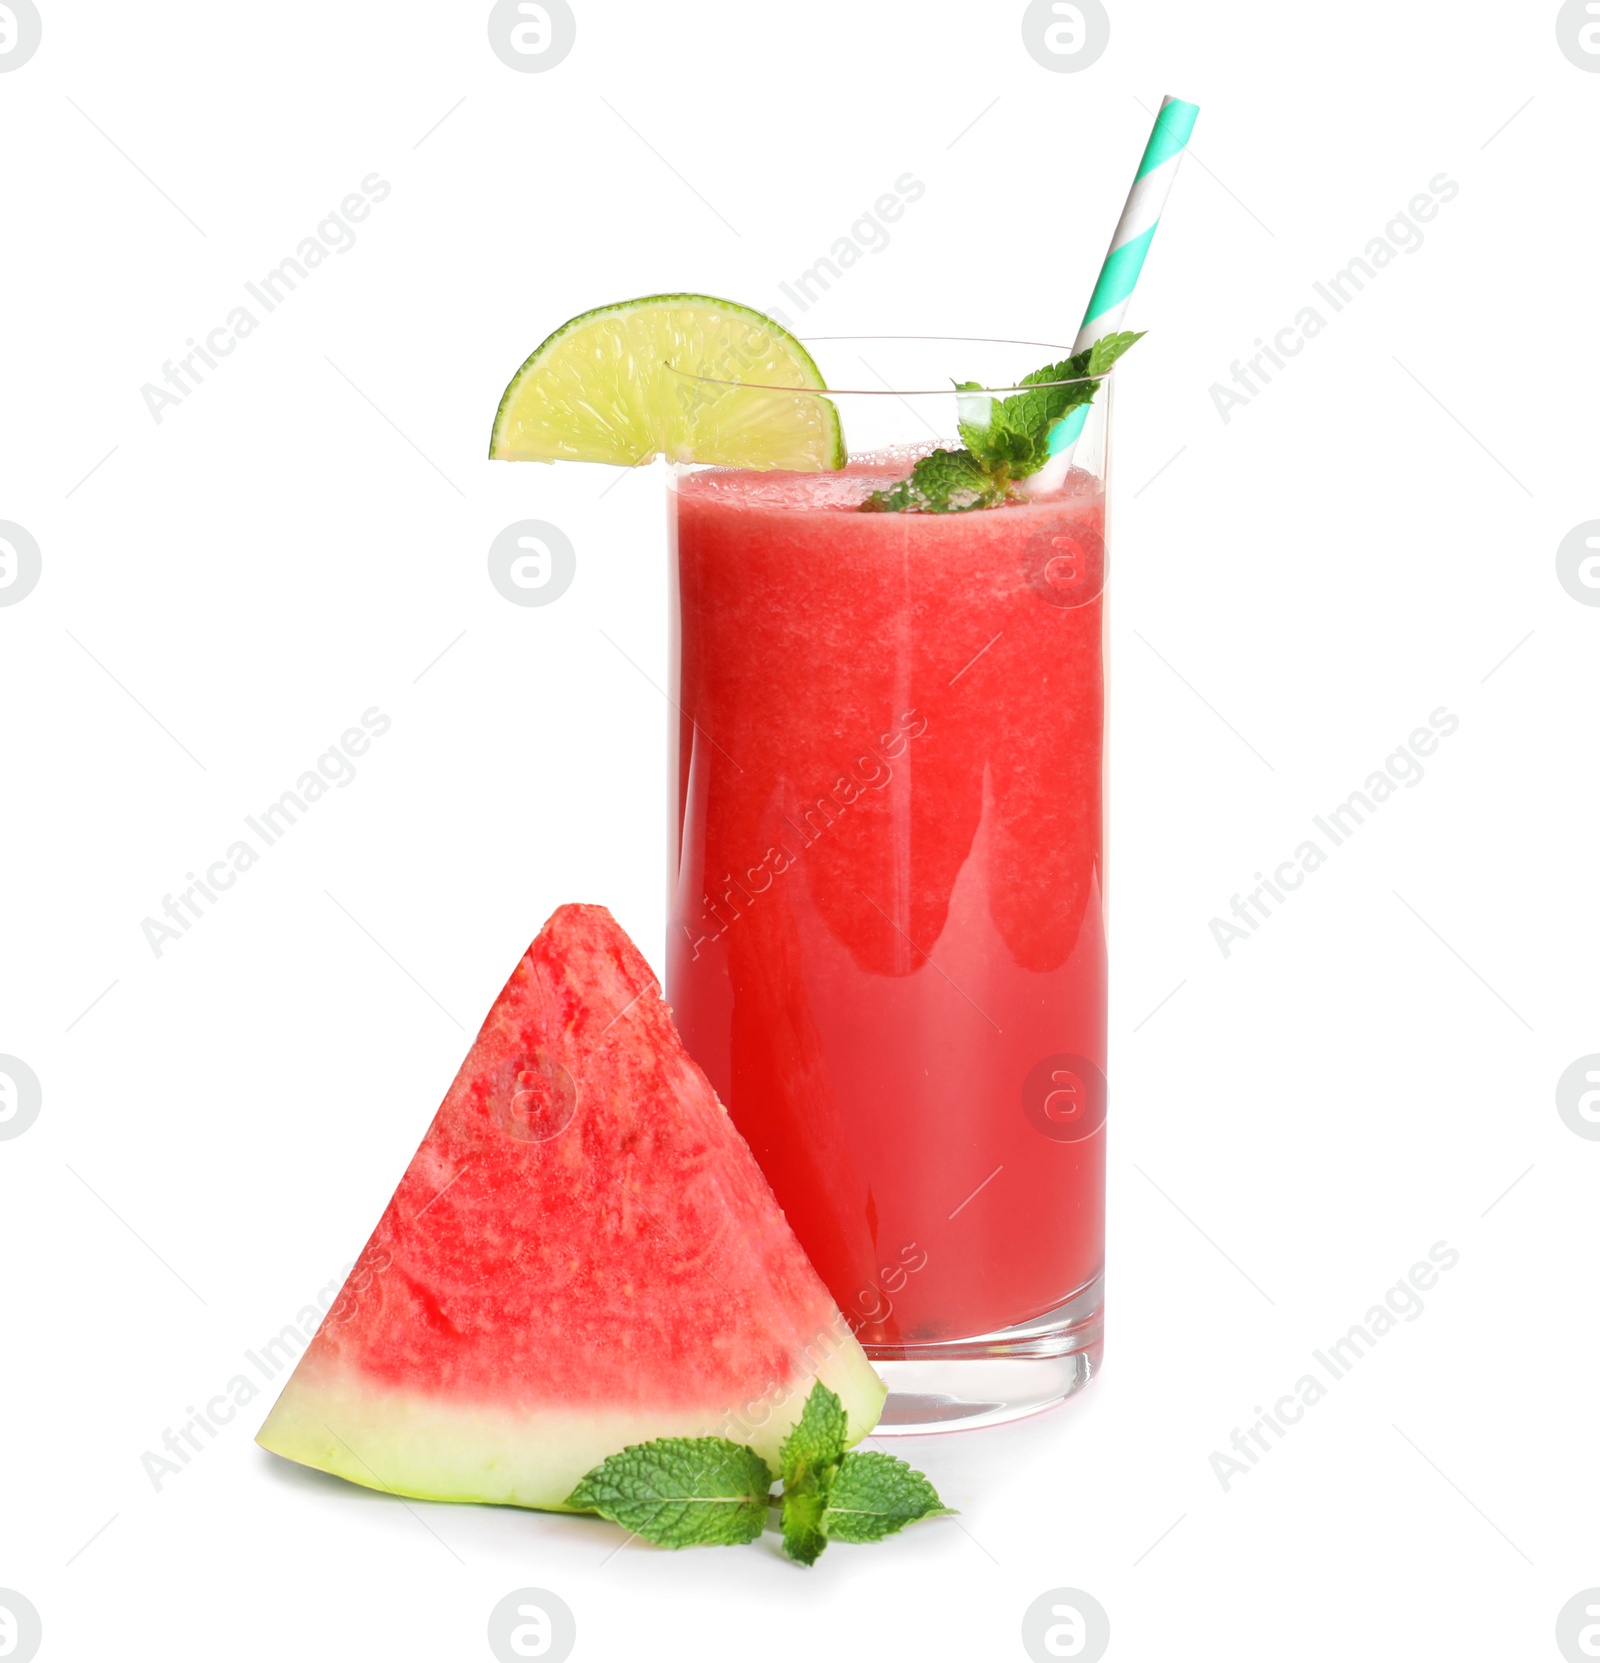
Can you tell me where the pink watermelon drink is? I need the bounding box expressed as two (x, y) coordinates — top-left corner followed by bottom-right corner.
(487, 101), (1195, 1432)
(668, 451), (1108, 1358)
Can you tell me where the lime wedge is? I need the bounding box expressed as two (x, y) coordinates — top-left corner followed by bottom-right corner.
(489, 294), (844, 471)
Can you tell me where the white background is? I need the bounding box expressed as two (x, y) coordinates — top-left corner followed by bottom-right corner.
(2, 2), (1597, 1659)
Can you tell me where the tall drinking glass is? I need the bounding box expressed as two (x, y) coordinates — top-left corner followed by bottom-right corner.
(666, 339), (1110, 1431)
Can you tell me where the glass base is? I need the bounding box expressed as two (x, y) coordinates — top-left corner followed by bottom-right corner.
(865, 1274), (1103, 1434)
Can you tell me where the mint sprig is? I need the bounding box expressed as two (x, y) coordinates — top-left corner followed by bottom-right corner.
(564, 1382), (950, 1565)
(861, 330), (1144, 513)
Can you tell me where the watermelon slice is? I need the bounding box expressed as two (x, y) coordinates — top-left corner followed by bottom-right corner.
(256, 904), (885, 1510)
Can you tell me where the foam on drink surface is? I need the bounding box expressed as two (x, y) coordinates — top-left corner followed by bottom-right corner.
(674, 446), (1102, 513)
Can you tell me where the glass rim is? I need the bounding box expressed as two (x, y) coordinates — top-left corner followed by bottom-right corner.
(664, 334), (1113, 397)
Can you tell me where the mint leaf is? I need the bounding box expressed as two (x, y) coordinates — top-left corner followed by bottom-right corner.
(862, 330), (1144, 514)
(779, 1382), (849, 1485)
(778, 1382), (850, 1565)
(862, 447), (1006, 514)
(819, 1451), (950, 1544)
(988, 331), (1143, 454)
(566, 1438), (773, 1549)
(781, 1488), (828, 1566)
(1085, 329), (1144, 376)
(983, 360), (1090, 451)
(961, 413), (1052, 479)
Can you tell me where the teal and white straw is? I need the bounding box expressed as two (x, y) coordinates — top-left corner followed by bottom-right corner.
(1039, 94), (1200, 474)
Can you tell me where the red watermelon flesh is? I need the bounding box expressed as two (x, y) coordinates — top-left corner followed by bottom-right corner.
(256, 904), (884, 1510)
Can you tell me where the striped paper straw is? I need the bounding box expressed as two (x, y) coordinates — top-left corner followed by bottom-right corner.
(1039, 94), (1200, 473)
